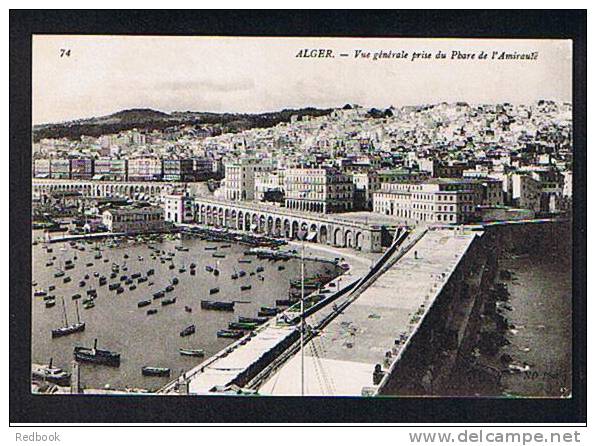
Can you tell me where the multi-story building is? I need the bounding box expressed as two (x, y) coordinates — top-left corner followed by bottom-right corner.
(193, 157), (215, 180)
(563, 170), (573, 198)
(352, 171), (380, 211)
(127, 157), (163, 181)
(70, 159), (94, 180)
(352, 169), (431, 211)
(163, 192), (194, 224)
(94, 159), (128, 181)
(476, 177), (504, 207)
(509, 174), (541, 212)
(255, 171), (285, 202)
(33, 159), (51, 178)
(223, 159), (271, 201)
(50, 159), (71, 179)
(373, 178), (492, 224)
(377, 169), (430, 184)
(418, 159), (467, 178)
(102, 206), (165, 233)
(163, 159), (195, 182)
(98, 135), (112, 157)
(285, 167), (354, 213)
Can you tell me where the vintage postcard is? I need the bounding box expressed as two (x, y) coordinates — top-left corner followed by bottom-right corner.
(29, 34), (573, 400)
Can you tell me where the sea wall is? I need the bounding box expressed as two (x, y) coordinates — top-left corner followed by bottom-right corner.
(377, 219), (571, 396)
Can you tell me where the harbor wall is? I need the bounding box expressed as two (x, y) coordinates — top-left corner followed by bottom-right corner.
(377, 219), (571, 396)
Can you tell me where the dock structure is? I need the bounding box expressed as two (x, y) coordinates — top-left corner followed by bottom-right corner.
(256, 226), (483, 396)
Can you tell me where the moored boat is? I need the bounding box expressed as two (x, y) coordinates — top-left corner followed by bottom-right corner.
(52, 297), (85, 338)
(217, 329), (244, 339)
(238, 316), (268, 325)
(200, 300), (235, 311)
(73, 339), (120, 367)
(161, 297), (176, 306)
(31, 359), (71, 386)
(142, 366), (171, 377)
(179, 324), (196, 337)
(179, 348), (205, 357)
(258, 307), (279, 317)
(228, 321), (257, 330)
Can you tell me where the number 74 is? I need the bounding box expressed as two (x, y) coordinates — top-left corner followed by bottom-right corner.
(60, 48), (71, 57)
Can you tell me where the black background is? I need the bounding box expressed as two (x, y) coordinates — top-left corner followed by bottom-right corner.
(9, 10), (587, 424)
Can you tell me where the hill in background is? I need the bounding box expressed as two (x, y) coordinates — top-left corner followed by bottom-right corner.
(32, 107), (333, 142)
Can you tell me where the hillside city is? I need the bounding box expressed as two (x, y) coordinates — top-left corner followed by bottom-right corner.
(32, 100), (573, 234)
(30, 100), (574, 397)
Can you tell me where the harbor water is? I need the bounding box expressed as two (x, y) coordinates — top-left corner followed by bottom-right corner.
(498, 252), (572, 397)
(31, 231), (341, 391)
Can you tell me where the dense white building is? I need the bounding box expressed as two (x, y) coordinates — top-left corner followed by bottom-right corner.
(254, 171), (285, 201)
(222, 159), (271, 201)
(285, 167), (354, 213)
(163, 192), (194, 224)
(373, 180), (477, 224)
(372, 177), (503, 224)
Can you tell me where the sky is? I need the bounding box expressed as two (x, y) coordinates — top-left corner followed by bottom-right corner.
(32, 36), (572, 125)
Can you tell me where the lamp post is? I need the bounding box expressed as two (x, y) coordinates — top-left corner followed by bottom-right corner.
(297, 228), (307, 396)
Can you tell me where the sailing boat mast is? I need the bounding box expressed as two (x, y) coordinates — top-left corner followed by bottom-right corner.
(75, 299), (81, 324)
(61, 296), (68, 327)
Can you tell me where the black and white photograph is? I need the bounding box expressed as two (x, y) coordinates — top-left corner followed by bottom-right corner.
(27, 34), (575, 398)
(9, 9), (586, 427)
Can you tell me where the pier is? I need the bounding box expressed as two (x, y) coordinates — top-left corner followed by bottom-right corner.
(257, 226), (483, 395)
